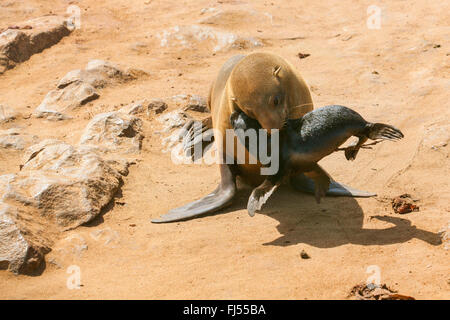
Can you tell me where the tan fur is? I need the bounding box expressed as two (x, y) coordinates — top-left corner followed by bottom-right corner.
(209, 52), (314, 186)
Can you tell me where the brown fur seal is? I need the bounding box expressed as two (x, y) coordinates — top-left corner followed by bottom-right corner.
(152, 52), (375, 223)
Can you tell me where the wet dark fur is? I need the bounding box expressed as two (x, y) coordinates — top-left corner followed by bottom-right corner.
(231, 105), (404, 215)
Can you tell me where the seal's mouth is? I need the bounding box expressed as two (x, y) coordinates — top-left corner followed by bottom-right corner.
(258, 115), (287, 133)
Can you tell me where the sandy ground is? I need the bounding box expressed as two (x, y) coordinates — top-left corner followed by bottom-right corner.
(0, 0), (449, 299)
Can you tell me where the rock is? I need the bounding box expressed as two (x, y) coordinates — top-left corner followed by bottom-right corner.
(199, 8), (273, 29)
(0, 16), (71, 74)
(34, 60), (147, 120)
(439, 223), (449, 250)
(0, 109), (145, 273)
(157, 109), (191, 132)
(119, 99), (168, 116)
(0, 203), (32, 273)
(298, 52), (310, 59)
(86, 59), (147, 82)
(300, 249), (310, 259)
(34, 82), (99, 120)
(0, 128), (39, 150)
(349, 283), (415, 300)
(79, 112), (144, 154)
(0, 104), (20, 123)
(169, 94), (208, 113)
(423, 121), (449, 151)
(148, 99), (168, 115)
(0, 128), (38, 150)
(156, 25), (262, 52)
(57, 69), (108, 89)
(391, 194), (420, 214)
(0, 202), (51, 274)
(2, 140), (124, 230)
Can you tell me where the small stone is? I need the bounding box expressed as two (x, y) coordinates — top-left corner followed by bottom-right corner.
(391, 194), (419, 214)
(298, 53), (310, 59)
(300, 249), (310, 259)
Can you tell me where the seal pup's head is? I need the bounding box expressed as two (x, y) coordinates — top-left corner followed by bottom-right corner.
(229, 53), (290, 132)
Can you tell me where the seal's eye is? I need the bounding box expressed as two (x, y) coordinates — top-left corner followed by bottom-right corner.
(273, 96), (280, 106)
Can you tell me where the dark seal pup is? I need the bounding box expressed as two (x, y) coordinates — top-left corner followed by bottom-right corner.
(230, 105), (404, 216)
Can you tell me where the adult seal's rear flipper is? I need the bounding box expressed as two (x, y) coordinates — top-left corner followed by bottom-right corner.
(290, 168), (376, 197)
(151, 185), (235, 223)
(151, 164), (237, 223)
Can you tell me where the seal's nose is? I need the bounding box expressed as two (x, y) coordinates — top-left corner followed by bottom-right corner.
(259, 114), (285, 132)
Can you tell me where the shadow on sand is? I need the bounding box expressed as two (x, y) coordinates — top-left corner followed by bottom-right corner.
(216, 184), (442, 248)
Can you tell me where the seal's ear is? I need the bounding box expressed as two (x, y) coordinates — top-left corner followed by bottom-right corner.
(273, 65), (281, 77)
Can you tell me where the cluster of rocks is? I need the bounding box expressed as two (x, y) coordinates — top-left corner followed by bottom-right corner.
(157, 24), (262, 52)
(35, 59), (148, 120)
(0, 109), (144, 274)
(0, 16), (72, 75)
(155, 8), (277, 53)
(0, 43), (209, 273)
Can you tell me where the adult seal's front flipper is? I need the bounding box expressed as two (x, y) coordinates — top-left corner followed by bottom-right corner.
(152, 164), (237, 223)
(247, 179), (279, 217)
(290, 168), (376, 198)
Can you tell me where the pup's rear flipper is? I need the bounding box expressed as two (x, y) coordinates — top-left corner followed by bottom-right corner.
(368, 123), (404, 141)
(290, 167), (376, 197)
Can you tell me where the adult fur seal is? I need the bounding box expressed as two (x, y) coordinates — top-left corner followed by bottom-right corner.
(152, 53), (375, 223)
(230, 105), (404, 216)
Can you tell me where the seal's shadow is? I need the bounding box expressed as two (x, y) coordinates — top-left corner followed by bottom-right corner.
(225, 184), (442, 248)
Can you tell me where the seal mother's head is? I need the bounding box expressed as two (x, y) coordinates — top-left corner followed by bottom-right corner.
(228, 52), (311, 131)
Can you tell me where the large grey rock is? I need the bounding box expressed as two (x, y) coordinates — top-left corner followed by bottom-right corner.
(0, 16), (71, 75)
(0, 109), (145, 274)
(0, 140), (123, 231)
(0, 201), (51, 275)
(0, 128), (39, 150)
(35, 60), (148, 120)
(35, 82), (99, 120)
(79, 112), (144, 154)
(0, 203), (30, 273)
(57, 69), (108, 89)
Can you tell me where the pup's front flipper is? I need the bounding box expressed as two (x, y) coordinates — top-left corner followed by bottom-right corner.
(305, 165), (331, 203)
(290, 165), (376, 197)
(152, 164), (237, 223)
(344, 136), (368, 161)
(247, 179), (279, 217)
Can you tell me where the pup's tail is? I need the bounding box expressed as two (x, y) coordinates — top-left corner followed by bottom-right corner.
(367, 123), (404, 141)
